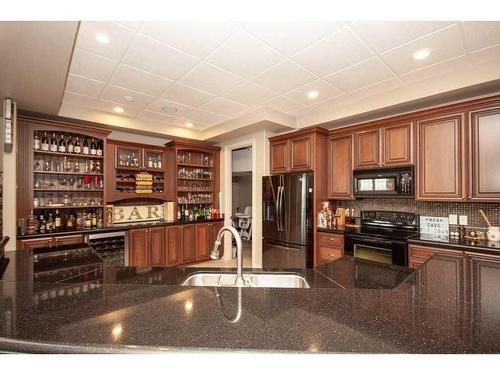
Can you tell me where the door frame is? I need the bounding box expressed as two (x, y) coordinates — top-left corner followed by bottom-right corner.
(222, 139), (257, 266)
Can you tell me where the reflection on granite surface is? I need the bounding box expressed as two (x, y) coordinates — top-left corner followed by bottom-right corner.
(0, 248), (499, 353)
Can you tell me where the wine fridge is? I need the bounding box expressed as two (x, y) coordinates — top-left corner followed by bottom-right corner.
(85, 231), (128, 266)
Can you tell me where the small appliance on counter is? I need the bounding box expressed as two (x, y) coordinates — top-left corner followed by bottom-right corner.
(344, 210), (419, 266)
(353, 167), (413, 198)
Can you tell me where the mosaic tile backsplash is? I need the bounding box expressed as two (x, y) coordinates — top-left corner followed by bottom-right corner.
(335, 199), (500, 229)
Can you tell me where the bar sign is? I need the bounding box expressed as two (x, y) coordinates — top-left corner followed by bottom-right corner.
(420, 216), (449, 235)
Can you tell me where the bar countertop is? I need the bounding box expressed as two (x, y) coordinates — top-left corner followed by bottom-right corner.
(0, 248), (498, 354)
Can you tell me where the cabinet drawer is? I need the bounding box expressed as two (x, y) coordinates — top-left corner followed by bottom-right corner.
(318, 232), (344, 248)
(409, 257), (427, 269)
(318, 246), (343, 264)
(408, 244), (461, 260)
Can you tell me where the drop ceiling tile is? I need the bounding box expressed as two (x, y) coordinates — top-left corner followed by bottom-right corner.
(264, 96), (306, 114)
(142, 22), (237, 59)
(65, 74), (105, 98)
(116, 21), (143, 31)
(123, 34), (200, 80)
(348, 78), (404, 101)
(325, 57), (394, 93)
(102, 85), (156, 109)
(469, 44), (500, 65)
(186, 109), (227, 125)
(69, 48), (118, 82)
(285, 79), (343, 105)
(460, 21), (500, 52)
(200, 98), (248, 116)
(380, 25), (467, 75)
(399, 55), (471, 85)
(161, 83), (215, 107)
(62, 92), (98, 109)
(180, 62), (243, 96)
(244, 21), (344, 56)
(76, 21), (137, 61)
(146, 98), (194, 116)
(137, 110), (187, 126)
(252, 60), (316, 94)
(95, 100), (141, 117)
(292, 28), (373, 77)
(111, 64), (173, 96)
(206, 30), (283, 79)
(223, 81), (276, 106)
(349, 21), (453, 53)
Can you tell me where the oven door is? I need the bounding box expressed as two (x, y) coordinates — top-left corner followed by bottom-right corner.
(344, 234), (407, 266)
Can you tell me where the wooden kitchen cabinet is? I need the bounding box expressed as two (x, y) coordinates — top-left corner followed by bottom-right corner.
(382, 122), (413, 167)
(181, 224), (196, 263)
(355, 128), (380, 169)
(165, 224), (197, 265)
(196, 221), (225, 261)
(290, 135), (312, 171)
(354, 122), (413, 169)
(270, 139), (289, 174)
(327, 134), (354, 200)
(166, 226), (182, 266)
(469, 106), (500, 201)
(408, 244), (463, 269)
(129, 228), (150, 267)
(416, 113), (466, 201)
(18, 234), (84, 251)
(317, 232), (344, 266)
(129, 227), (165, 267)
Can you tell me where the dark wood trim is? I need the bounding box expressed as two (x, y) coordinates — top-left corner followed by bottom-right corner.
(269, 125), (328, 143)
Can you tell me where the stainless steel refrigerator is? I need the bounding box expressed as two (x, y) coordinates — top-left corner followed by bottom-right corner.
(262, 172), (313, 268)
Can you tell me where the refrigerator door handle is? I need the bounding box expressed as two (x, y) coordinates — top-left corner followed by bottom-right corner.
(280, 183), (285, 233)
(277, 186), (283, 231)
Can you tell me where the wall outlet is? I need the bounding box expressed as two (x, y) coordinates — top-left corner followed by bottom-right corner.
(459, 215), (468, 226)
(449, 214), (458, 225)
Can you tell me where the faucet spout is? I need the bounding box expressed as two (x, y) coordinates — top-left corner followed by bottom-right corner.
(209, 225), (245, 286)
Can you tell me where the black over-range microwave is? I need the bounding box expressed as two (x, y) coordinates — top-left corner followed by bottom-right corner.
(353, 167), (414, 198)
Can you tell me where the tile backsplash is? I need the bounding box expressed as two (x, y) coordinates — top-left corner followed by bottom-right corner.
(335, 199), (500, 228)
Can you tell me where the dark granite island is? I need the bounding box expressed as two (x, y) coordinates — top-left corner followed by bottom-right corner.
(0, 248), (498, 353)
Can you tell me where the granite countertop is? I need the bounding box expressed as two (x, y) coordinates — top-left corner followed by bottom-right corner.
(408, 232), (500, 255)
(17, 217), (225, 240)
(0, 249), (498, 354)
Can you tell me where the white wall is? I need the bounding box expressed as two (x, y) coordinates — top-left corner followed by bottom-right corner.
(218, 130), (273, 267)
(231, 147), (252, 173)
(2, 107), (17, 251)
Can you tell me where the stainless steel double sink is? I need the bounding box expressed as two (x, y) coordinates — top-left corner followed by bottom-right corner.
(181, 272), (310, 288)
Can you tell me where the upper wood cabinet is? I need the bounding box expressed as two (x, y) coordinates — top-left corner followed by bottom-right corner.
(270, 139), (290, 173)
(354, 122), (413, 169)
(383, 122), (413, 167)
(469, 106), (500, 201)
(416, 113), (466, 201)
(355, 129), (380, 169)
(269, 128), (326, 174)
(327, 134), (354, 200)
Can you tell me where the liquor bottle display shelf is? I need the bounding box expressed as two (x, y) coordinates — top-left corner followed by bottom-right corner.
(33, 205), (105, 210)
(34, 189), (104, 193)
(177, 177), (213, 181)
(34, 150), (104, 159)
(34, 171), (104, 176)
(177, 163), (214, 168)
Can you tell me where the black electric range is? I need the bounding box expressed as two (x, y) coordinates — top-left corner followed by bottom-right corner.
(344, 211), (418, 266)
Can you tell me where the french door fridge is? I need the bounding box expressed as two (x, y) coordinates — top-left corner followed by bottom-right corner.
(262, 172), (313, 268)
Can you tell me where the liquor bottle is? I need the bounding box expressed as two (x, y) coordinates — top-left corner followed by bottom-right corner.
(55, 210), (61, 231)
(148, 156), (153, 168)
(66, 214), (74, 230)
(41, 132), (49, 151)
(84, 212), (92, 229)
(67, 136), (74, 153)
(157, 156), (162, 169)
(50, 132), (58, 152)
(76, 211), (84, 230)
(90, 138), (97, 155)
(46, 213), (54, 233)
(82, 138), (90, 155)
(58, 134), (66, 153)
(33, 131), (41, 150)
(74, 137), (81, 154)
(96, 140), (103, 156)
(91, 211), (97, 228)
(178, 206), (182, 221)
(39, 215), (46, 234)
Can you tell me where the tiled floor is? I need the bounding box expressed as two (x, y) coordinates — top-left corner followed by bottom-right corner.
(189, 241), (252, 268)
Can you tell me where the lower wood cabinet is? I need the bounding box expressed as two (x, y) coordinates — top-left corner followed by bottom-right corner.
(408, 244), (462, 269)
(181, 224), (196, 264)
(129, 227), (167, 267)
(165, 226), (182, 266)
(165, 225), (197, 266)
(196, 221), (225, 261)
(18, 234), (84, 251)
(317, 232), (344, 266)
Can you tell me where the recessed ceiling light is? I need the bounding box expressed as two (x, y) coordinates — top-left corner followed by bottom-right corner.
(412, 48), (432, 61)
(185, 122), (194, 128)
(123, 96), (134, 102)
(307, 90), (319, 99)
(113, 106), (124, 113)
(95, 33), (110, 44)
(162, 105), (178, 114)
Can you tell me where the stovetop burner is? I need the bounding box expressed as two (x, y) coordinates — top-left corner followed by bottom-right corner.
(351, 210), (419, 240)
